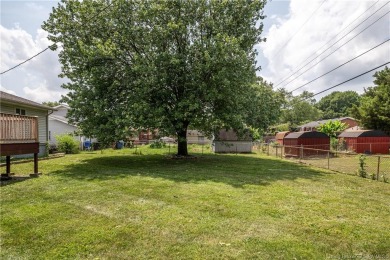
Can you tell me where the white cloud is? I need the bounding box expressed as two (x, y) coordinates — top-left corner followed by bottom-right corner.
(0, 25), (67, 102)
(258, 0), (390, 99)
(25, 2), (45, 11)
(0, 85), (16, 95)
(23, 84), (66, 103)
(0, 25), (36, 69)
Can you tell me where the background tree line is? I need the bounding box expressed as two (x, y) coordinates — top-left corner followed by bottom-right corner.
(270, 66), (390, 135)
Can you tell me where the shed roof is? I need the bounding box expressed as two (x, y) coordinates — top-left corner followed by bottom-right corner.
(299, 117), (356, 128)
(285, 131), (330, 139)
(0, 91), (53, 111)
(338, 130), (389, 138)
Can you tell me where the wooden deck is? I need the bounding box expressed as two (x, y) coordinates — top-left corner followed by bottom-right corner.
(0, 113), (38, 143)
(0, 113), (40, 179)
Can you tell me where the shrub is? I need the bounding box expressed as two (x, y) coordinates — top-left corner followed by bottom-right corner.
(261, 144), (268, 153)
(56, 134), (80, 154)
(133, 149), (143, 155)
(357, 155), (367, 178)
(48, 144), (58, 154)
(149, 140), (166, 149)
(125, 141), (134, 148)
(330, 138), (339, 151)
(44, 142), (50, 157)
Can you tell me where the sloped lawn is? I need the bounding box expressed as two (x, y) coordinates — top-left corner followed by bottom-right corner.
(1, 146), (389, 259)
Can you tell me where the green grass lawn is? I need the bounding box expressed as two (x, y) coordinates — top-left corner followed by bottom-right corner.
(1, 145), (389, 259)
(299, 154), (390, 181)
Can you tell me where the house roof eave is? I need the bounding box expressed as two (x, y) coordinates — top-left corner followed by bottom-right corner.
(0, 91), (56, 112)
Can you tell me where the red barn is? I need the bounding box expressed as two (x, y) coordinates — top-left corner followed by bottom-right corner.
(338, 130), (390, 154)
(284, 131), (330, 157)
(275, 131), (290, 145)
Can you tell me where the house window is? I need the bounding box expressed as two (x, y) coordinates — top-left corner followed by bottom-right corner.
(16, 108), (26, 115)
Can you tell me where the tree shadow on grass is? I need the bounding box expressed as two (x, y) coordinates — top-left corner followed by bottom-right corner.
(0, 176), (37, 187)
(49, 153), (328, 187)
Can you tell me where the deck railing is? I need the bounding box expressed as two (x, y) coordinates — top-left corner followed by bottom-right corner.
(0, 113), (38, 143)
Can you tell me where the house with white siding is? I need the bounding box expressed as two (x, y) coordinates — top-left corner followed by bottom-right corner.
(0, 91), (53, 156)
(48, 104), (83, 146)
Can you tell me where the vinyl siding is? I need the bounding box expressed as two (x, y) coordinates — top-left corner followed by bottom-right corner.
(212, 141), (252, 153)
(48, 119), (81, 145)
(52, 106), (68, 117)
(187, 130), (212, 144)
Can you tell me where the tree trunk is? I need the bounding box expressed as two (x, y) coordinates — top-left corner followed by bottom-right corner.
(177, 129), (188, 156)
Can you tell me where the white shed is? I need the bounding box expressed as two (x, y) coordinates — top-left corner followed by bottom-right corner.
(212, 129), (252, 153)
(187, 130), (212, 144)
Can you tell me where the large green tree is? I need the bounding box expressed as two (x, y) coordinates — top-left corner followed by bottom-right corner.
(279, 90), (322, 127)
(316, 91), (360, 119)
(43, 0), (275, 155)
(352, 67), (390, 134)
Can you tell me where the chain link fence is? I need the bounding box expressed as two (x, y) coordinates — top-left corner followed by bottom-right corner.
(78, 140), (215, 156)
(255, 143), (390, 183)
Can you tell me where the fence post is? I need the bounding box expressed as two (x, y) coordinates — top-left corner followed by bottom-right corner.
(281, 145), (283, 159)
(300, 145), (303, 161)
(276, 146), (278, 157)
(6, 156), (11, 174)
(327, 151), (330, 169)
(267, 144), (270, 156)
(377, 156), (380, 181)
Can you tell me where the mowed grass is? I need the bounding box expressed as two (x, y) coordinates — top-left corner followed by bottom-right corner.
(1, 145), (389, 259)
(300, 155), (390, 181)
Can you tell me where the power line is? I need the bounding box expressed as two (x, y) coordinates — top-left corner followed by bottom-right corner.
(277, 2), (389, 88)
(274, 0), (380, 86)
(306, 62), (390, 100)
(0, 2), (114, 76)
(291, 38), (390, 93)
(274, 1), (389, 88)
(282, 0), (380, 83)
(0, 46), (50, 75)
(272, 0), (327, 59)
(279, 8), (390, 89)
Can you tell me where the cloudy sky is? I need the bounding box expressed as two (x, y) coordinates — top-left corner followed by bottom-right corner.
(1, 0), (389, 103)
